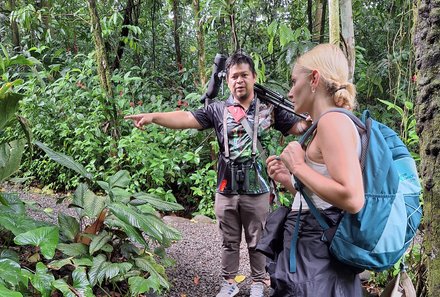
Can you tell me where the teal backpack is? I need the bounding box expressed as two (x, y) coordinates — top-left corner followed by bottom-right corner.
(290, 108), (423, 273)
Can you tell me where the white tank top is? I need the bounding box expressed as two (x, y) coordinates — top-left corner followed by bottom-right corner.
(291, 116), (361, 211)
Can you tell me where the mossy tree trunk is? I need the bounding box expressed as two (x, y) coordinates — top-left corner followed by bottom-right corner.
(414, 0), (440, 296)
(192, 0), (206, 88)
(87, 0), (120, 142)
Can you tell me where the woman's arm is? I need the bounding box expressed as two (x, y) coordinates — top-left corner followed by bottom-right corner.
(281, 113), (364, 213)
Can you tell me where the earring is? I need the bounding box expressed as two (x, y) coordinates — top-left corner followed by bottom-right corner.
(311, 87), (316, 93)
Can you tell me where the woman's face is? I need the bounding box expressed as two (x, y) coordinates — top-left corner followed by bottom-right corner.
(288, 65), (312, 114)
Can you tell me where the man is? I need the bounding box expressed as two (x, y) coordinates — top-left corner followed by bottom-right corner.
(125, 51), (307, 297)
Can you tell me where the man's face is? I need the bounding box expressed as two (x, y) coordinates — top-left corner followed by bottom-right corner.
(227, 63), (256, 102)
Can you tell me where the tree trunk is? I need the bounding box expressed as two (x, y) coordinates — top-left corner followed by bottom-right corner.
(217, 17), (228, 54)
(151, 0), (157, 70)
(192, 0), (206, 87)
(227, 0), (239, 52)
(88, 0), (120, 143)
(320, 0), (327, 43)
(9, 0), (20, 52)
(328, 0), (339, 44)
(340, 0), (355, 82)
(307, 0), (313, 39)
(172, 0), (183, 71)
(88, 0), (113, 98)
(312, 0), (324, 43)
(414, 1), (440, 296)
(112, 0), (135, 71)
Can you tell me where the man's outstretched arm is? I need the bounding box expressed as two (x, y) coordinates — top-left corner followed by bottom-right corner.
(124, 111), (203, 130)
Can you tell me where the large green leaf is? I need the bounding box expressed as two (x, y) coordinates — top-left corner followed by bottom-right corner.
(105, 216), (147, 247)
(88, 254), (106, 286)
(0, 259), (21, 287)
(108, 203), (163, 242)
(0, 213), (49, 236)
(58, 213), (80, 242)
(53, 267), (95, 297)
(89, 230), (112, 255)
(30, 262), (55, 297)
(0, 91), (23, 130)
(0, 284), (23, 297)
(57, 243), (88, 257)
(14, 226), (59, 259)
(0, 139), (26, 182)
(104, 262), (133, 281)
(0, 192), (25, 215)
(72, 183), (108, 218)
(108, 170), (131, 189)
(134, 256), (169, 290)
(131, 192), (184, 211)
(34, 141), (93, 180)
(128, 276), (159, 295)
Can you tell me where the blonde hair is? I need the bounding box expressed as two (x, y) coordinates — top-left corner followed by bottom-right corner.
(296, 43), (357, 110)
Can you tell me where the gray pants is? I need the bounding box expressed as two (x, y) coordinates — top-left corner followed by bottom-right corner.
(215, 192), (270, 283)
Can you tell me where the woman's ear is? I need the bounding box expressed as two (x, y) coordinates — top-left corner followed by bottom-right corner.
(310, 69), (320, 88)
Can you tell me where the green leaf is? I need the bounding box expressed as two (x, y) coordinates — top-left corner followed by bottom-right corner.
(72, 267), (94, 296)
(88, 254), (106, 286)
(105, 216), (147, 247)
(0, 139), (26, 182)
(131, 192), (184, 211)
(30, 262), (55, 297)
(47, 257), (75, 270)
(279, 24), (294, 47)
(89, 230), (112, 255)
(0, 284), (23, 297)
(57, 243), (88, 257)
(134, 256), (169, 290)
(0, 192), (25, 214)
(58, 213), (80, 242)
(72, 183), (108, 218)
(0, 91), (23, 130)
(108, 203), (163, 242)
(0, 213), (49, 236)
(34, 141), (94, 180)
(0, 259), (21, 287)
(108, 170), (131, 189)
(128, 276), (156, 295)
(14, 226), (59, 259)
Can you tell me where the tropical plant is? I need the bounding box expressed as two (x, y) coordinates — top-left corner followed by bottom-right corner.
(0, 140), (184, 296)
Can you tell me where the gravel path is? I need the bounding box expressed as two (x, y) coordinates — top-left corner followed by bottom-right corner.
(1, 183), (269, 297)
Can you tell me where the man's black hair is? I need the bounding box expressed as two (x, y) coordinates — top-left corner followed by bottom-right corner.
(225, 50), (256, 76)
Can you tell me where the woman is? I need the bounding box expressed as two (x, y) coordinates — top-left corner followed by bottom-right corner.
(264, 43), (365, 296)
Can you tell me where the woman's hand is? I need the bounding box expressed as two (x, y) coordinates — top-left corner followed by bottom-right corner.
(266, 155), (292, 189)
(280, 141), (306, 176)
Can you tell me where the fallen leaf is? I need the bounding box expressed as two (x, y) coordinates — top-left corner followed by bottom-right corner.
(234, 274), (246, 283)
(194, 274), (200, 285)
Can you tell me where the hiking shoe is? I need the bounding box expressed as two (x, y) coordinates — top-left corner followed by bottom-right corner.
(249, 282), (265, 297)
(216, 280), (239, 297)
